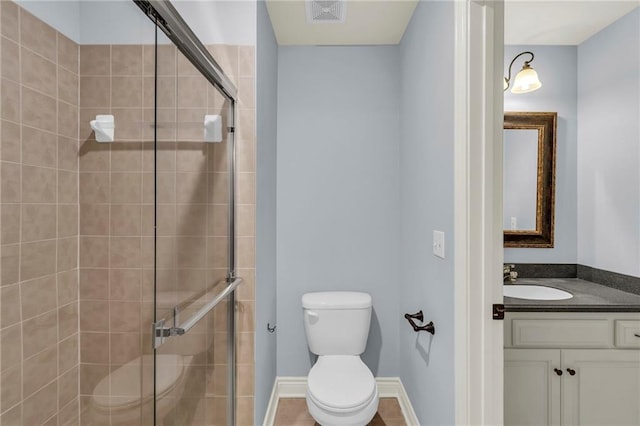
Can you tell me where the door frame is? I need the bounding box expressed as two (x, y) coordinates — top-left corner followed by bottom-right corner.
(453, 1), (504, 424)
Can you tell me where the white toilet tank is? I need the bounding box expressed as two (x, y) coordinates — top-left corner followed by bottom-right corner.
(302, 292), (372, 356)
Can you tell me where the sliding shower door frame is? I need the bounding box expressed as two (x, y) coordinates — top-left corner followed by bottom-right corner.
(134, 1), (239, 425)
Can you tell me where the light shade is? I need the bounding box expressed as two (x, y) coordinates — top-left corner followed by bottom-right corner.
(511, 65), (542, 94)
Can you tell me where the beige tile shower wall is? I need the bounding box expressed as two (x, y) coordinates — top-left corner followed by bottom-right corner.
(77, 42), (255, 425)
(0, 2), (80, 425)
(228, 44), (256, 426)
(78, 42), (152, 425)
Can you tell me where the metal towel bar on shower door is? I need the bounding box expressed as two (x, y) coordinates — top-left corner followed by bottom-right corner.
(153, 277), (243, 348)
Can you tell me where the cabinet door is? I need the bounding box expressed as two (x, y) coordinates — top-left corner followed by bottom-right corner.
(562, 349), (640, 426)
(505, 349), (561, 426)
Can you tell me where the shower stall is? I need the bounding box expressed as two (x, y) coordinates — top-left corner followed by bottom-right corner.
(0, 1), (254, 424)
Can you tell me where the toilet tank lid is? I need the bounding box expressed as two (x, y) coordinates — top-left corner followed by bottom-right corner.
(302, 292), (372, 309)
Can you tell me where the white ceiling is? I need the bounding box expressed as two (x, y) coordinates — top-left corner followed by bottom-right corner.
(265, 0), (418, 45)
(265, 0), (639, 46)
(505, 1), (639, 45)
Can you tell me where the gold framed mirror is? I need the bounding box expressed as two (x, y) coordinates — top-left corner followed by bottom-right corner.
(504, 111), (557, 248)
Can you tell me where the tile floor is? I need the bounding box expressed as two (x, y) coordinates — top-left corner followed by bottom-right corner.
(273, 397), (407, 426)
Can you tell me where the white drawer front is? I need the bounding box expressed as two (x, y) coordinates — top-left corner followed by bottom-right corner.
(615, 320), (640, 348)
(513, 319), (610, 348)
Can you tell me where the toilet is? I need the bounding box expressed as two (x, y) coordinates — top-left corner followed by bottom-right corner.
(302, 291), (379, 426)
(90, 354), (190, 425)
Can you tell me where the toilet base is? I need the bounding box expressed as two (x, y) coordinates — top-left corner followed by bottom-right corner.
(305, 390), (379, 426)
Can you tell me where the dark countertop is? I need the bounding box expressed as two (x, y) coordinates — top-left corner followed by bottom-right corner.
(504, 278), (640, 312)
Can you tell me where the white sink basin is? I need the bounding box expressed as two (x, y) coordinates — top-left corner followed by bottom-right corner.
(504, 285), (573, 301)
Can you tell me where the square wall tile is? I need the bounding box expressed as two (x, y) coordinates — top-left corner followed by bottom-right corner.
(1, 243), (20, 285)
(58, 33), (79, 74)
(22, 126), (57, 168)
(20, 274), (57, 320)
(22, 310), (58, 359)
(2, 78), (21, 122)
(22, 165), (57, 203)
(1, 120), (21, 162)
(59, 335), (78, 373)
(22, 87), (57, 131)
(112, 45), (142, 76)
(80, 76), (110, 108)
(111, 77), (142, 108)
(20, 240), (57, 282)
(2, 37), (20, 82)
(1, 203), (21, 244)
(21, 203), (57, 242)
(21, 47), (57, 97)
(22, 381), (57, 426)
(79, 236), (109, 268)
(80, 45), (111, 76)
(20, 9), (57, 61)
(1, 1), (20, 42)
(23, 345), (58, 398)
(0, 284), (21, 328)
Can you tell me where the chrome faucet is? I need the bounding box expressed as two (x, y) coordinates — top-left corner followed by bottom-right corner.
(504, 264), (518, 283)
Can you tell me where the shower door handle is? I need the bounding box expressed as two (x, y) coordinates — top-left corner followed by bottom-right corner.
(175, 277), (243, 335)
(153, 277), (243, 348)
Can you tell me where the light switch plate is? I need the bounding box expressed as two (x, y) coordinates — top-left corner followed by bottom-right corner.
(433, 230), (445, 259)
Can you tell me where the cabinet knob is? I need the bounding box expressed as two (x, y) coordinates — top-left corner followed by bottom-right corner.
(553, 368), (563, 376)
(566, 368), (576, 376)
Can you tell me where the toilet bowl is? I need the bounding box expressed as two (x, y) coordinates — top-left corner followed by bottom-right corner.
(90, 354), (190, 425)
(302, 292), (379, 426)
(306, 355), (379, 426)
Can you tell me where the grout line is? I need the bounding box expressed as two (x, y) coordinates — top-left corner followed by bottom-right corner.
(16, 9), (26, 418)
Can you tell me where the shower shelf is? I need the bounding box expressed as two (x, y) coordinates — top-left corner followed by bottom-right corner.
(90, 115), (224, 143)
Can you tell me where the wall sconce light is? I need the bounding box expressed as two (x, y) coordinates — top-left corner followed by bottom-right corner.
(504, 51), (542, 94)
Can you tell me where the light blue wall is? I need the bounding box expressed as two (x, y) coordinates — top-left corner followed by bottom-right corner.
(255, 1), (278, 423)
(503, 8), (640, 278)
(504, 45), (578, 264)
(17, 1), (255, 45)
(276, 46), (401, 377)
(577, 8), (640, 278)
(398, 1), (455, 424)
(16, 0), (80, 42)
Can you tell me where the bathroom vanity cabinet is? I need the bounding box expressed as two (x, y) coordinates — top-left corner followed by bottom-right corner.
(504, 312), (640, 426)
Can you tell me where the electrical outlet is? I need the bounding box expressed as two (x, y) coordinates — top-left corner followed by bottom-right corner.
(510, 217), (517, 230)
(433, 231), (445, 259)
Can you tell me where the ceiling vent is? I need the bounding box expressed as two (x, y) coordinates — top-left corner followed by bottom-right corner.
(306, 0), (347, 24)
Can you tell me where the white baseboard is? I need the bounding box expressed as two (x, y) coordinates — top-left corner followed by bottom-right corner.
(376, 377), (419, 425)
(262, 376), (419, 426)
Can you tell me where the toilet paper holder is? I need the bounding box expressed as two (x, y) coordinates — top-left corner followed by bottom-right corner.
(404, 310), (435, 335)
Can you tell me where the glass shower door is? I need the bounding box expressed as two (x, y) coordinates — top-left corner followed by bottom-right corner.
(150, 26), (235, 425)
(75, 3), (158, 425)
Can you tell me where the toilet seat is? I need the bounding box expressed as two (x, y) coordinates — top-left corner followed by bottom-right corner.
(307, 355), (377, 411)
(92, 354), (184, 411)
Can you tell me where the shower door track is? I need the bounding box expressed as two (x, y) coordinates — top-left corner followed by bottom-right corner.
(133, 2), (240, 426)
(133, 0), (237, 102)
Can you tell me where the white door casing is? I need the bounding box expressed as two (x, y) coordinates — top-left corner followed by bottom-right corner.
(454, 0), (504, 424)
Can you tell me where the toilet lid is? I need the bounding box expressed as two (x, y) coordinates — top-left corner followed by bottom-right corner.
(307, 356), (376, 411)
(92, 354), (184, 410)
